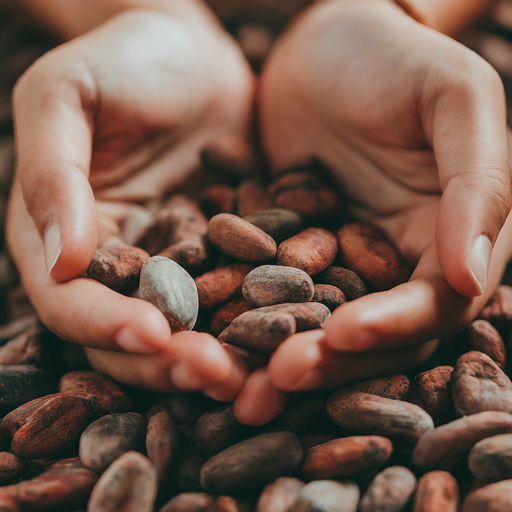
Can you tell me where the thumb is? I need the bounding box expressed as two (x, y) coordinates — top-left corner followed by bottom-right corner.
(426, 56), (511, 297)
(13, 52), (98, 282)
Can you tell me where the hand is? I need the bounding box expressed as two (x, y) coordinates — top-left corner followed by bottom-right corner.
(234, 0), (512, 418)
(7, 8), (254, 395)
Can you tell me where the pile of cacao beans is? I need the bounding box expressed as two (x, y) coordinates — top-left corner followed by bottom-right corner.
(0, 138), (511, 512)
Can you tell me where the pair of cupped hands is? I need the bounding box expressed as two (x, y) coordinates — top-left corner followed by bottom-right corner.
(7, 0), (512, 425)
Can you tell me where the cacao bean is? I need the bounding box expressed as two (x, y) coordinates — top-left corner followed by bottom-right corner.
(87, 451), (157, 512)
(198, 185), (236, 217)
(412, 411), (512, 471)
(242, 266), (314, 307)
(318, 267), (367, 301)
(244, 209), (303, 245)
(337, 223), (410, 291)
(311, 285), (345, 312)
(139, 256), (199, 332)
(195, 264), (252, 310)
(256, 477), (305, 512)
(465, 320), (506, 369)
(348, 374), (410, 401)
(160, 493), (215, 512)
(407, 366), (454, 424)
(210, 299), (253, 336)
(479, 285), (512, 337)
(461, 480), (512, 512)
(146, 409), (179, 482)
(236, 180), (273, 217)
(301, 436), (393, 480)
(79, 413), (147, 473)
(451, 351), (512, 416)
(159, 240), (209, 274)
(359, 466), (416, 512)
(277, 228), (337, 276)
(87, 243), (149, 294)
(327, 390), (433, 445)
(412, 471), (459, 512)
(0, 453), (23, 483)
(468, 433), (512, 480)
(200, 432), (303, 493)
(290, 480), (360, 512)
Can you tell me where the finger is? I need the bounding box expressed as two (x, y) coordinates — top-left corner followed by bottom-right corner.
(205, 350), (249, 402)
(13, 51), (99, 281)
(424, 53), (511, 297)
(322, 236), (506, 354)
(234, 367), (288, 426)
(85, 331), (232, 392)
(7, 180), (170, 353)
(268, 330), (438, 392)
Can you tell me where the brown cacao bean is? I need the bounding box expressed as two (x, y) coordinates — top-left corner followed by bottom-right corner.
(413, 471), (459, 512)
(277, 228), (337, 276)
(244, 209), (303, 245)
(158, 240), (209, 274)
(359, 466), (416, 512)
(256, 477), (305, 512)
(87, 451), (157, 512)
(79, 413), (146, 473)
(318, 266), (367, 301)
(479, 285), (512, 337)
(301, 436), (393, 480)
(348, 374), (410, 401)
(327, 390), (433, 445)
(12, 394), (96, 459)
(87, 243), (149, 294)
(412, 411), (512, 471)
(461, 480), (512, 512)
(160, 493), (215, 512)
(242, 265), (315, 307)
(468, 433), (512, 480)
(192, 404), (246, 455)
(337, 223), (410, 291)
(311, 285), (345, 312)
(236, 180), (273, 217)
(407, 366), (454, 424)
(215, 496), (251, 512)
(0, 453), (23, 483)
(195, 264), (252, 310)
(199, 185), (236, 217)
(451, 351), (512, 416)
(465, 320), (506, 369)
(290, 480), (359, 512)
(210, 299), (253, 336)
(200, 432), (303, 493)
(139, 256), (199, 332)
(208, 214), (277, 262)
(146, 409), (179, 482)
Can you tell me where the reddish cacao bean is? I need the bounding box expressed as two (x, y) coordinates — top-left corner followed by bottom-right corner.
(0, 328), (48, 367)
(465, 320), (506, 369)
(0, 453), (23, 483)
(461, 480), (512, 512)
(220, 343), (269, 371)
(337, 223), (410, 290)
(451, 351), (512, 416)
(256, 477), (305, 512)
(195, 264), (253, 310)
(479, 285), (512, 336)
(200, 432), (303, 493)
(146, 409), (179, 482)
(413, 471), (459, 512)
(300, 434), (337, 451)
(290, 480), (359, 512)
(79, 413), (146, 473)
(236, 180), (273, 217)
(87, 243), (149, 294)
(160, 493), (215, 512)
(199, 185), (236, 217)
(301, 436), (393, 480)
(210, 299), (253, 336)
(359, 466), (416, 512)
(208, 214), (277, 262)
(348, 374), (410, 401)
(215, 496), (251, 512)
(158, 240), (209, 273)
(244, 209), (303, 245)
(311, 284), (345, 312)
(242, 266), (314, 307)
(277, 228), (337, 276)
(468, 433), (512, 480)
(327, 390), (433, 445)
(407, 366), (454, 424)
(87, 452), (157, 512)
(412, 411), (512, 471)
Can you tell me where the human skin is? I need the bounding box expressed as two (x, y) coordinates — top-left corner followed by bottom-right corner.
(7, 2), (255, 397)
(226, 0), (512, 425)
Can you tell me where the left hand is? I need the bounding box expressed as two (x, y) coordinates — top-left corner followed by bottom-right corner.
(233, 0), (512, 425)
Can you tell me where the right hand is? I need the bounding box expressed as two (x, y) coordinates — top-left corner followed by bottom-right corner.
(7, 7), (255, 396)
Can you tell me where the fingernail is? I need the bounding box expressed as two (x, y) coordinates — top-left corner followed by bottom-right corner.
(170, 364), (204, 390)
(469, 235), (492, 294)
(116, 327), (157, 354)
(44, 223), (62, 275)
